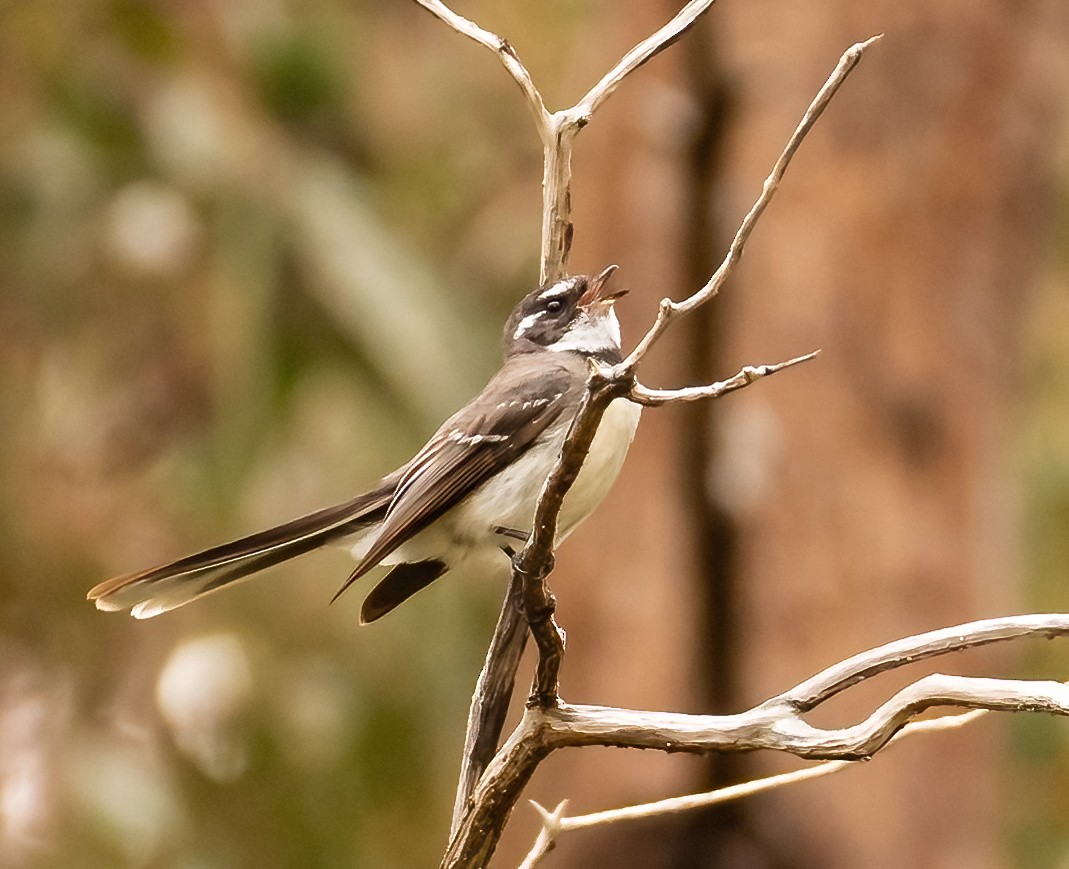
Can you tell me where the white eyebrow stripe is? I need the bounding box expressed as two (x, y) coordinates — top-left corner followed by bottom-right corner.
(512, 311), (543, 340)
(537, 279), (575, 300)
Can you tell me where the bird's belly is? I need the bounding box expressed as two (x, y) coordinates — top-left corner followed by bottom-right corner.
(452, 396), (641, 546)
(557, 396), (642, 539)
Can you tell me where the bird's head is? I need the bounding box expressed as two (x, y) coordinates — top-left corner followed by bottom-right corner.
(503, 265), (627, 361)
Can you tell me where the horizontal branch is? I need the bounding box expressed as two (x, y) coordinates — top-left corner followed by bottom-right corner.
(779, 612), (1069, 710)
(533, 676), (1068, 759)
(444, 613), (1069, 867)
(628, 350), (819, 407)
(520, 711), (987, 867)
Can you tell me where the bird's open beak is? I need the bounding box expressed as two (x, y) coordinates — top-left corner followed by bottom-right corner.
(579, 264), (628, 309)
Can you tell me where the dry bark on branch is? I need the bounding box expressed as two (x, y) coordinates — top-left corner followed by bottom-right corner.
(447, 614), (1069, 868)
(520, 711), (989, 868)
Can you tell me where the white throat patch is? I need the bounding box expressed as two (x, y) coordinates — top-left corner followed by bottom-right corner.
(549, 308), (622, 355)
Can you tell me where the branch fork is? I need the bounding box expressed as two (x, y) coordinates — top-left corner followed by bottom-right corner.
(447, 614), (1069, 867)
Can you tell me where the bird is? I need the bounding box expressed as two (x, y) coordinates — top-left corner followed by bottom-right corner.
(88, 266), (642, 625)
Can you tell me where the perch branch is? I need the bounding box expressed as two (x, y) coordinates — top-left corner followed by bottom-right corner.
(443, 614), (1069, 868)
(513, 376), (629, 707)
(442, 30), (880, 860)
(520, 711), (986, 868)
(416, 0), (760, 835)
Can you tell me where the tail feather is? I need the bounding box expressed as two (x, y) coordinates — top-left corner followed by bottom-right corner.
(356, 559), (449, 624)
(89, 483), (395, 618)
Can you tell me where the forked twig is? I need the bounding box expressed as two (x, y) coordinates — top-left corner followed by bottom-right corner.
(417, 0), (746, 836)
(413, 0), (721, 283)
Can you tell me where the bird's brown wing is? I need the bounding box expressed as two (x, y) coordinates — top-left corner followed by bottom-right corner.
(332, 358), (578, 606)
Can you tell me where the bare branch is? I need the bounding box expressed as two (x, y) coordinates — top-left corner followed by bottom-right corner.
(417, 0), (745, 840)
(411, 0), (549, 133)
(538, 118), (576, 283)
(780, 611), (1069, 710)
(521, 711), (987, 867)
(540, 675), (1069, 759)
(618, 34), (883, 371)
(513, 376), (628, 705)
(568, 0), (718, 123)
(449, 574), (528, 836)
(629, 350), (820, 407)
(443, 614), (1069, 867)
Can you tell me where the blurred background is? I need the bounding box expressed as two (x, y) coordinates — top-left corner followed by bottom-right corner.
(1, 0), (1068, 866)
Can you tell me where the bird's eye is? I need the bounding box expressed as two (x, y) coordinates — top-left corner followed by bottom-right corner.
(545, 299), (563, 314)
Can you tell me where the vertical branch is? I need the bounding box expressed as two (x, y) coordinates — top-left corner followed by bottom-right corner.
(539, 121), (578, 283)
(415, 0), (722, 844)
(450, 576), (528, 835)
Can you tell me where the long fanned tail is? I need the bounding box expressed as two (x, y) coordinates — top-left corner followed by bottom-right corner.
(88, 484), (395, 619)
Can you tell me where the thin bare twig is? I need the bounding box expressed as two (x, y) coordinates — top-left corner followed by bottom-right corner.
(617, 34), (883, 371)
(520, 711), (987, 867)
(781, 611), (1069, 710)
(568, 0), (718, 123)
(411, 0), (549, 132)
(629, 350), (820, 406)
